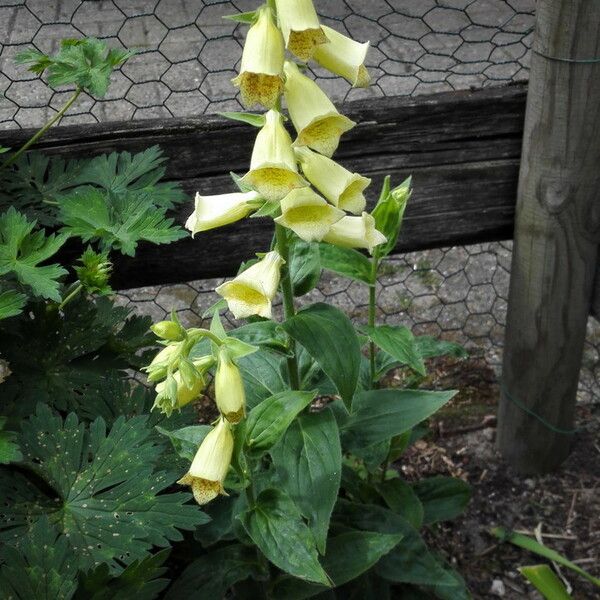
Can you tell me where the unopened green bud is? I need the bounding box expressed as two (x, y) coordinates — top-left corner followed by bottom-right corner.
(152, 320), (185, 341)
(372, 176), (411, 258)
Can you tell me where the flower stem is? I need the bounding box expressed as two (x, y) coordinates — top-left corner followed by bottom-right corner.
(368, 250), (380, 389)
(275, 223), (300, 390)
(58, 283), (83, 310)
(1, 87), (82, 170)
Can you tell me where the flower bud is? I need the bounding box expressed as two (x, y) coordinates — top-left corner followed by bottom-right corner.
(215, 347), (246, 423)
(151, 320), (185, 341)
(295, 146), (370, 214)
(372, 176), (411, 257)
(155, 370), (205, 413)
(215, 250), (284, 319)
(313, 25), (370, 88)
(240, 109), (307, 201)
(274, 187), (344, 242)
(323, 212), (387, 255)
(185, 190), (261, 235)
(178, 418), (234, 505)
(283, 61), (355, 157)
(275, 0), (328, 61)
(232, 5), (285, 109)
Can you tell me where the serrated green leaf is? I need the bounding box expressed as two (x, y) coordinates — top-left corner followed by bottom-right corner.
(0, 295), (155, 420)
(342, 389), (456, 451)
(0, 207), (68, 301)
(245, 390), (316, 457)
(282, 303), (361, 409)
(58, 187), (186, 256)
(0, 405), (208, 573)
(376, 478), (424, 529)
(0, 288), (26, 320)
(166, 544), (266, 598)
(0, 517), (78, 600)
(271, 408), (341, 555)
(75, 549), (171, 600)
(219, 111), (266, 127)
(365, 325), (426, 376)
(240, 488), (331, 586)
(318, 243), (372, 284)
(518, 565), (572, 600)
(16, 38), (134, 97)
(412, 476), (471, 524)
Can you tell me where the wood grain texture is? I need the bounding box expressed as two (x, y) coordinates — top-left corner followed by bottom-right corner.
(497, 0), (600, 473)
(0, 85), (526, 287)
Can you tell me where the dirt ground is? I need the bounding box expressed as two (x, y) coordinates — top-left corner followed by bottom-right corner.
(403, 356), (600, 600)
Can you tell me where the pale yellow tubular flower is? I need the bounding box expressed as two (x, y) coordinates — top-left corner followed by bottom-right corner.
(274, 0), (328, 61)
(178, 418), (234, 505)
(283, 60), (355, 158)
(274, 187), (344, 242)
(313, 25), (370, 88)
(215, 347), (246, 424)
(156, 370), (204, 409)
(323, 212), (387, 255)
(294, 146), (370, 214)
(185, 190), (261, 235)
(232, 5), (285, 109)
(215, 250), (284, 319)
(240, 109), (307, 202)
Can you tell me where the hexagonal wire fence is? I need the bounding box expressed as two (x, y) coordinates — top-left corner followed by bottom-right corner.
(0, 0), (598, 401)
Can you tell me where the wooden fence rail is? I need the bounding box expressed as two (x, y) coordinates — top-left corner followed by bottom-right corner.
(2, 82), (599, 320)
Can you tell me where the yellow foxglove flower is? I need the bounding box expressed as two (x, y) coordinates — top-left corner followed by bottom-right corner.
(240, 109), (307, 201)
(215, 250), (284, 319)
(313, 25), (370, 88)
(145, 343), (180, 382)
(274, 187), (344, 242)
(185, 190), (260, 235)
(274, 0), (328, 61)
(295, 146), (370, 214)
(284, 61), (355, 157)
(215, 347), (246, 423)
(178, 418), (233, 505)
(232, 5), (285, 108)
(156, 370), (204, 410)
(323, 212), (387, 255)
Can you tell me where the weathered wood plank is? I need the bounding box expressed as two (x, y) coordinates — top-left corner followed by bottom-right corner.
(497, 0), (600, 473)
(0, 84), (527, 288)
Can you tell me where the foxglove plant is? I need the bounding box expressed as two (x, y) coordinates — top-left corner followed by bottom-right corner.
(147, 2), (471, 596)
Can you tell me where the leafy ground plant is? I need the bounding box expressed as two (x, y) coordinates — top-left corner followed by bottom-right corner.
(0, 37), (203, 597)
(143, 1), (471, 597)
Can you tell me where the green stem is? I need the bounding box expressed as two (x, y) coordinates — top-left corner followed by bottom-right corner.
(368, 250), (379, 389)
(186, 328), (224, 347)
(275, 223), (300, 390)
(1, 87), (82, 170)
(58, 283), (83, 309)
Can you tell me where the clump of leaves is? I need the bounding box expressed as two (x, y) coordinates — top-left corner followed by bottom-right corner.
(15, 38), (134, 97)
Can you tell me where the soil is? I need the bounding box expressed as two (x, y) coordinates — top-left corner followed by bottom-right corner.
(400, 356), (600, 600)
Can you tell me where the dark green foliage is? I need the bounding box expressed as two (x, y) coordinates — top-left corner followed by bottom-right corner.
(0, 417), (22, 464)
(0, 295), (154, 419)
(0, 405), (208, 573)
(16, 38), (133, 97)
(0, 288), (27, 321)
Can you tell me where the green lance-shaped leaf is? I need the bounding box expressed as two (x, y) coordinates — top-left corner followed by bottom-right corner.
(415, 335), (468, 360)
(333, 500), (459, 589)
(239, 488), (331, 586)
(492, 528), (600, 587)
(342, 388), (456, 451)
(289, 239), (322, 297)
(165, 544), (267, 599)
(318, 243), (372, 284)
(376, 478), (424, 529)
(271, 408), (342, 554)
(365, 325), (426, 376)
(518, 565), (572, 600)
(282, 303), (361, 408)
(412, 476), (471, 525)
(244, 390), (317, 457)
(271, 530), (403, 599)
(218, 111), (266, 127)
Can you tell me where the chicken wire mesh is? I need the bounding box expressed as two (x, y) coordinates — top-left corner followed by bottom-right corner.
(0, 0), (535, 129)
(1, 0), (599, 403)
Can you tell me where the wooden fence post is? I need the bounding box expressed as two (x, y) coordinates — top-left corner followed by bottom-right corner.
(497, 0), (600, 473)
